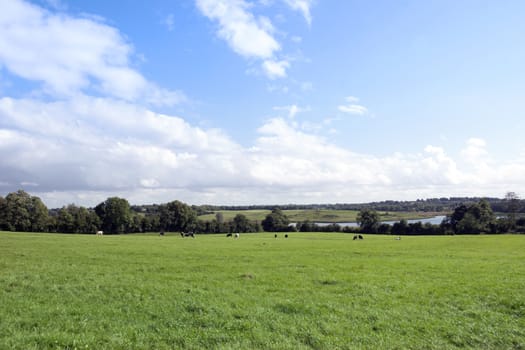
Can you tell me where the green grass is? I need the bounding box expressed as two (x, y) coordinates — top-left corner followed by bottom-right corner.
(1, 231), (524, 349)
(198, 209), (441, 223)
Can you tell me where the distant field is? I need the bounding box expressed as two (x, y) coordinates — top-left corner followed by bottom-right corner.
(198, 209), (442, 223)
(1, 231), (524, 349)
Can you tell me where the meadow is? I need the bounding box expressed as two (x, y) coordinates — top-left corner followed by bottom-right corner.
(1, 231), (524, 349)
(197, 209), (439, 223)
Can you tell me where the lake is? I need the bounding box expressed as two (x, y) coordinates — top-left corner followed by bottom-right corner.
(305, 215), (447, 228)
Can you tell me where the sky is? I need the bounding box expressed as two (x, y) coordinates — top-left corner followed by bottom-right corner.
(1, 0), (524, 208)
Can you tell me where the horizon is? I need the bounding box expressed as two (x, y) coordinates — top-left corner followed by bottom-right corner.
(6, 188), (511, 210)
(1, 0), (524, 208)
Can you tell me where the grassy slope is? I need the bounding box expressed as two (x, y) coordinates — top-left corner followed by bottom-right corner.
(1, 232), (524, 349)
(198, 209), (441, 223)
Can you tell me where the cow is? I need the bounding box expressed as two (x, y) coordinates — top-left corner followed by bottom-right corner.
(285, 234), (288, 238)
(181, 232), (195, 238)
(96, 230), (104, 236)
(358, 235), (363, 240)
(353, 235), (358, 240)
(226, 233), (233, 237)
(234, 233), (240, 239)
(274, 234), (278, 238)
(395, 236), (401, 240)
(159, 231), (164, 236)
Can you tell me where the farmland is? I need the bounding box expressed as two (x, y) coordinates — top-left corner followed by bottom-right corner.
(1, 231), (524, 349)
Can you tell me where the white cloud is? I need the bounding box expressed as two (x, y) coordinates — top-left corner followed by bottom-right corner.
(162, 13), (175, 31)
(338, 96), (369, 115)
(345, 96), (360, 103)
(461, 138), (488, 161)
(196, 0), (280, 58)
(196, 0), (295, 79)
(1, 1), (524, 207)
(2, 97), (525, 207)
(273, 104), (309, 118)
(283, 0), (314, 25)
(338, 104), (369, 115)
(262, 59), (290, 79)
(0, 95), (247, 195)
(0, 0), (184, 106)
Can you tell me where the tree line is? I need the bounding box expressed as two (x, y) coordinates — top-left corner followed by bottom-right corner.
(0, 190), (523, 235)
(0, 190), (262, 234)
(149, 196), (525, 214)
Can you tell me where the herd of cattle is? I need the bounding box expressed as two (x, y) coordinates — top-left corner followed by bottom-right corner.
(95, 231), (401, 240)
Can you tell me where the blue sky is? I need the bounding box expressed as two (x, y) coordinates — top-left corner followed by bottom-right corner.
(1, 0), (524, 207)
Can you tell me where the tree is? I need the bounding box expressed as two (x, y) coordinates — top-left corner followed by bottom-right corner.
(0, 196), (6, 230)
(392, 219), (408, 235)
(505, 192), (520, 230)
(159, 200), (197, 232)
(449, 199), (495, 234)
(261, 208), (289, 232)
(95, 197), (132, 234)
(56, 206), (75, 233)
(215, 212), (225, 224)
(232, 213), (253, 232)
(356, 209), (380, 233)
(0, 190), (49, 232)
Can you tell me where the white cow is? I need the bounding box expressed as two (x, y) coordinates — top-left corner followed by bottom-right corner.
(96, 230), (104, 236)
(234, 233), (240, 239)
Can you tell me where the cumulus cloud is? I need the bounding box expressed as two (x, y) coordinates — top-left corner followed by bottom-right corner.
(196, 0), (280, 58)
(262, 59), (290, 79)
(1, 97), (525, 207)
(0, 0), (184, 106)
(1, 1), (524, 207)
(0, 96), (264, 209)
(196, 0), (295, 79)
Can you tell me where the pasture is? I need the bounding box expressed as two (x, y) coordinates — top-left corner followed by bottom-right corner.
(1, 232), (524, 349)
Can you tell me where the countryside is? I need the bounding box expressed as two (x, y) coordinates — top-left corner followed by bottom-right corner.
(2, 0), (525, 349)
(1, 191), (525, 348)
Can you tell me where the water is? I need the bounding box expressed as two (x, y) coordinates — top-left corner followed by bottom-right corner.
(302, 215), (447, 228)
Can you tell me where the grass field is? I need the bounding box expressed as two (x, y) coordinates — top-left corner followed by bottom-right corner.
(1, 231), (524, 349)
(197, 209), (440, 223)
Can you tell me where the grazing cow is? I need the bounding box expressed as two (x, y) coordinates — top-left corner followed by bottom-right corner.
(353, 235), (358, 240)
(274, 234), (278, 238)
(285, 234), (288, 238)
(234, 233), (240, 239)
(226, 233), (232, 237)
(358, 235), (363, 240)
(96, 230), (104, 236)
(181, 232), (195, 238)
(159, 231), (165, 236)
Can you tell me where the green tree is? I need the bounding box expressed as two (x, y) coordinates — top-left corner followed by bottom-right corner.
(1, 190), (49, 232)
(449, 199), (495, 234)
(215, 212), (225, 224)
(392, 219), (408, 235)
(159, 200), (197, 232)
(0, 196), (6, 230)
(356, 209), (380, 233)
(57, 206), (75, 233)
(232, 213), (252, 232)
(505, 192), (520, 230)
(94, 197), (132, 234)
(261, 208), (289, 232)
